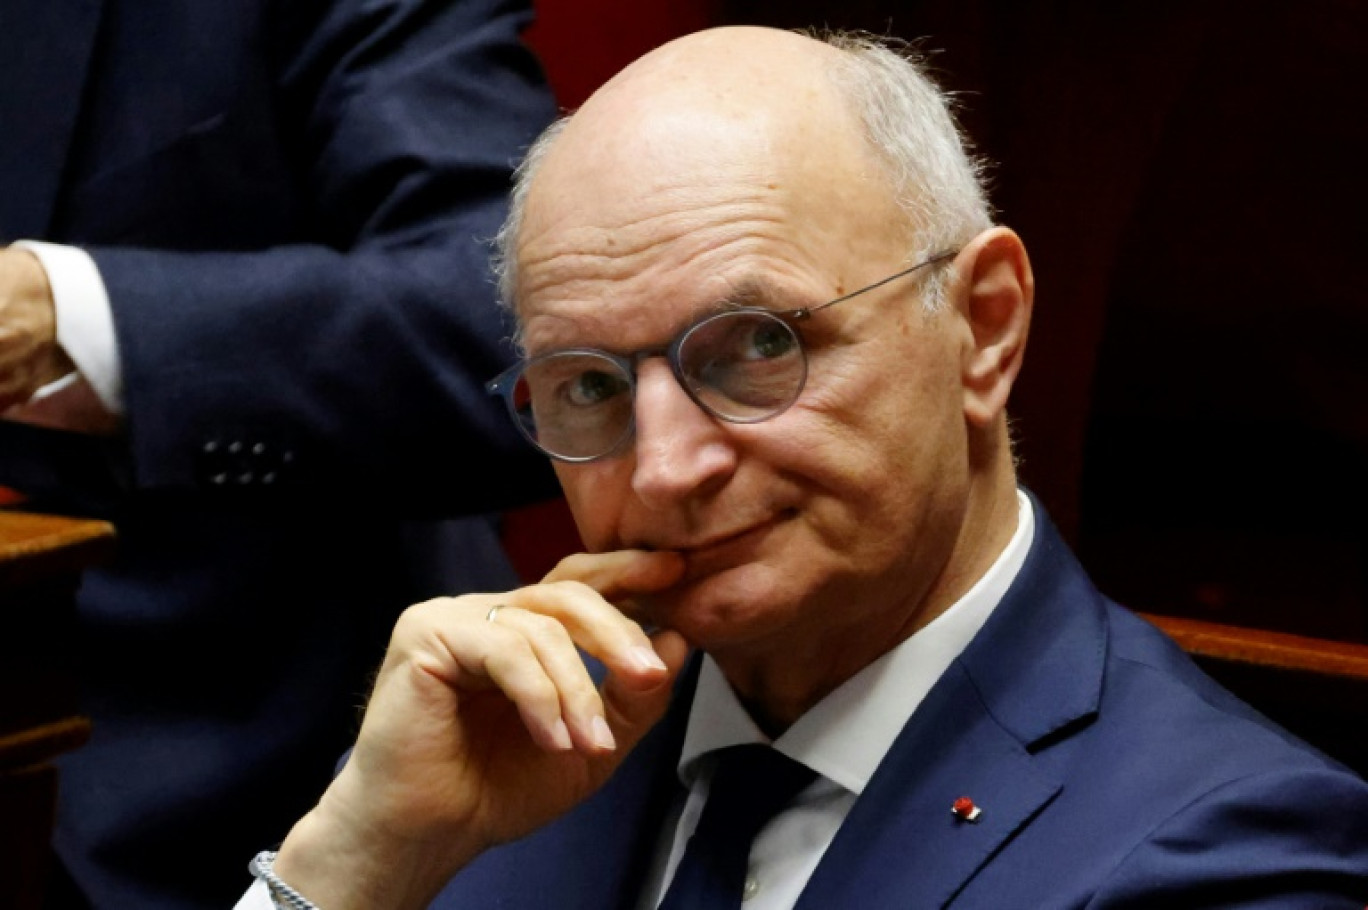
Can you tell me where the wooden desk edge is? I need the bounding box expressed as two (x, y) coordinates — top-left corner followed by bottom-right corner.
(1140, 612), (1368, 681)
(0, 512), (116, 586)
(0, 718), (92, 772)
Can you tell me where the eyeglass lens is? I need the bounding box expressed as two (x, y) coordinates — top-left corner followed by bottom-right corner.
(508, 309), (807, 460)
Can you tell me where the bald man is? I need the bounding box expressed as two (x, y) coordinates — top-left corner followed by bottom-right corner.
(236, 27), (1368, 910)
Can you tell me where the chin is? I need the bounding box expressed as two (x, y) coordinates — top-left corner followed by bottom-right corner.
(640, 561), (797, 649)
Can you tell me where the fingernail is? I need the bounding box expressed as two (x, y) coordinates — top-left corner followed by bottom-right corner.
(629, 645), (668, 672)
(549, 718), (573, 751)
(591, 715), (617, 750)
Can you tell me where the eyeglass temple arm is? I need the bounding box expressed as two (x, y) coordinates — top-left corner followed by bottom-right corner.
(790, 249), (960, 320)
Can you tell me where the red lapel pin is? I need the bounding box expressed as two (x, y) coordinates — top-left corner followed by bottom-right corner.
(951, 796), (982, 822)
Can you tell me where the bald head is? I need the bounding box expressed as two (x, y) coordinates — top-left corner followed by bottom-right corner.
(495, 27), (992, 313)
(575, 26), (852, 132)
(540, 28), (859, 220)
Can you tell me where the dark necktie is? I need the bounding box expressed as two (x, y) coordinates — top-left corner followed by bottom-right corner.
(657, 744), (818, 910)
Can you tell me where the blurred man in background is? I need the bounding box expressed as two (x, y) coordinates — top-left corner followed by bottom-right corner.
(0, 0), (557, 906)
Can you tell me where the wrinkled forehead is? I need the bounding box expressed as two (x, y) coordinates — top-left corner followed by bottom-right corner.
(510, 55), (907, 348)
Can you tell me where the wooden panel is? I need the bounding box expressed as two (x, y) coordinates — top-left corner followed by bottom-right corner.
(1141, 614), (1368, 681)
(0, 510), (115, 589)
(0, 510), (115, 910)
(0, 763), (61, 910)
(1141, 613), (1368, 777)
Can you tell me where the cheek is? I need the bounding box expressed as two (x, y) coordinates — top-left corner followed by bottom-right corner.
(774, 358), (968, 539)
(783, 375), (946, 492)
(555, 462), (631, 552)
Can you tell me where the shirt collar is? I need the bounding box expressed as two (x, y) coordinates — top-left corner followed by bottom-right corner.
(677, 489), (1036, 794)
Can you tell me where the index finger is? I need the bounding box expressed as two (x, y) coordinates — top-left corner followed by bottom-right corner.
(541, 550), (685, 601)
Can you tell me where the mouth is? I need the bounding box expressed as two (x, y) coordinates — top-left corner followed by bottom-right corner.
(621, 510), (797, 633)
(670, 510), (795, 580)
(681, 521), (772, 554)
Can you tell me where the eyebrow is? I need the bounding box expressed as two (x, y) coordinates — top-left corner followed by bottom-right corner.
(708, 273), (814, 315)
(524, 273), (818, 358)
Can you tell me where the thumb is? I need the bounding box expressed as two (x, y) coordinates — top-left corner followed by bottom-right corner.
(600, 629), (691, 754)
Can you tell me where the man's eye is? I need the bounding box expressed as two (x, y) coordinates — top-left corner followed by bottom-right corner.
(747, 322), (797, 360)
(566, 369), (629, 406)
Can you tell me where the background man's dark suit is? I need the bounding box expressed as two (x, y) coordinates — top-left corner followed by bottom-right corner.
(429, 499), (1368, 908)
(0, 0), (558, 906)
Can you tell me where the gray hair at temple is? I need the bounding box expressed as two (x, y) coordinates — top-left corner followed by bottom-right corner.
(493, 30), (994, 317)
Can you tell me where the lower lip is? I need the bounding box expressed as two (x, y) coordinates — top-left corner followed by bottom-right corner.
(679, 517), (784, 578)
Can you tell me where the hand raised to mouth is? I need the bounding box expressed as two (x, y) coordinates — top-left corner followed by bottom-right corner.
(269, 548), (691, 910)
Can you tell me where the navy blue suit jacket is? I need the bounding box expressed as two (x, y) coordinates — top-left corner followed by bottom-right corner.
(432, 502), (1368, 908)
(0, 1), (557, 907)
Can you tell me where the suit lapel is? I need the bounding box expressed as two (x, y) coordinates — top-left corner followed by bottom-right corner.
(796, 662), (1063, 910)
(0, 0), (105, 239)
(798, 495), (1108, 909)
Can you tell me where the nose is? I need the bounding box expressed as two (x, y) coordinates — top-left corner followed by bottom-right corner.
(629, 357), (738, 508)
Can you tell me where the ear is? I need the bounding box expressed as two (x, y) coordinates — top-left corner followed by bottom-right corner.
(953, 227), (1034, 428)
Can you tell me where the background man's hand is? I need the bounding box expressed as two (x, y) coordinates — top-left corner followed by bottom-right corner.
(273, 549), (691, 910)
(0, 246), (73, 411)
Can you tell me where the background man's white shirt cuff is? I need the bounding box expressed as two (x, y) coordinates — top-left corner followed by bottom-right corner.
(14, 240), (125, 414)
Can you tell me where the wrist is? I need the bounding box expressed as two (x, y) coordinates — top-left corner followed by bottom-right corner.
(272, 787), (484, 910)
(250, 851), (321, 910)
(0, 247), (73, 389)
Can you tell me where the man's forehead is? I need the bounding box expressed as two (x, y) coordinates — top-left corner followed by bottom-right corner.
(524, 108), (831, 237)
(515, 263), (806, 354)
(516, 102), (887, 270)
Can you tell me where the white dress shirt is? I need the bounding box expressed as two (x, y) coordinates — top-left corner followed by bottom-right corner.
(636, 489), (1034, 909)
(235, 491), (1035, 910)
(9, 239), (123, 418)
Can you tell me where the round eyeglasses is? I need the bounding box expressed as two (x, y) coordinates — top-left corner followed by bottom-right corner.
(486, 250), (958, 463)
